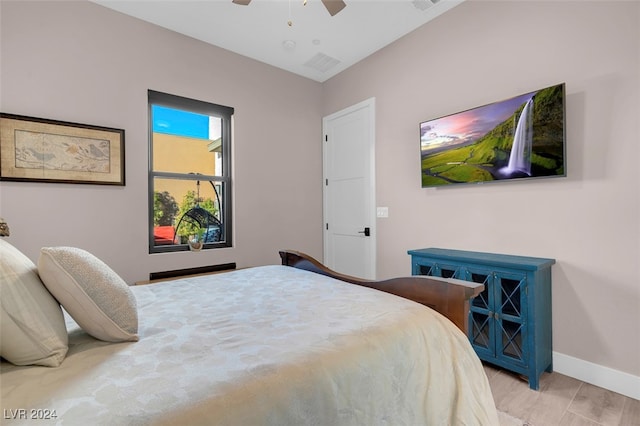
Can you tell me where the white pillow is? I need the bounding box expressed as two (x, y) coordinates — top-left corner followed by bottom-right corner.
(0, 239), (68, 367)
(38, 247), (138, 343)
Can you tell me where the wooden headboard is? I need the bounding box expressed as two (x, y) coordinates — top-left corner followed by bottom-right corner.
(279, 250), (483, 335)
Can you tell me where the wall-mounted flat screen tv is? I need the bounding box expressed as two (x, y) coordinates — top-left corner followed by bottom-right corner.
(420, 82), (565, 188)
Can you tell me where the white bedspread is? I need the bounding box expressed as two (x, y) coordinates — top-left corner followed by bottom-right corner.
(1, 265), (498, 425)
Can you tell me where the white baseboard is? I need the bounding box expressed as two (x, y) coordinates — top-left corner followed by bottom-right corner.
(553, 352), (640, 400)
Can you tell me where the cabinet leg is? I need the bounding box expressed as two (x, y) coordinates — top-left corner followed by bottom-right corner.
(528, 375), (540, 391)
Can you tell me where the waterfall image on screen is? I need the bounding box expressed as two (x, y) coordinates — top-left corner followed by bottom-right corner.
(501, 97), (534, 177)
(420, 83), (565, 188)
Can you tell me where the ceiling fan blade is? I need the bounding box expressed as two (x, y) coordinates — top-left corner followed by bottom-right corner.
(232, 0), (251, 5)
(321, 0), (346, 16)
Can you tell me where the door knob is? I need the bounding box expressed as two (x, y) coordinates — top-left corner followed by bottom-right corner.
(358, 227), (371, 237)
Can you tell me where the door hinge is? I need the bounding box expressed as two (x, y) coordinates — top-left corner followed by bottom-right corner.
(325, 178), (328, 186)
(326, 223), (329, 230)
(325, 135), (328, 142)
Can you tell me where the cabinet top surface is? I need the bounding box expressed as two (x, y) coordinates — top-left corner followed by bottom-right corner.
(408, 247), (555, 270)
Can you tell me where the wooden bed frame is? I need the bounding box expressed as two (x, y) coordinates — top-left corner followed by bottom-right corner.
(280, 250), (483, 334)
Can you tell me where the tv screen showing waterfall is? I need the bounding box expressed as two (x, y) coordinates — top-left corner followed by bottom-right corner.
(420, 83), (566, 188)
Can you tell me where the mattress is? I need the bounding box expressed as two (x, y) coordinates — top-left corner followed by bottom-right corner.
(1, 265), (498, 425)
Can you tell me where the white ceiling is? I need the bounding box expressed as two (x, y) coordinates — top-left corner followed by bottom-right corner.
(90, 0), (464, 82)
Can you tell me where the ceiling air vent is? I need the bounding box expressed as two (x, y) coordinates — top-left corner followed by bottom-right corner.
(412, 0), (436, 11)
(304, 52), (341, 73)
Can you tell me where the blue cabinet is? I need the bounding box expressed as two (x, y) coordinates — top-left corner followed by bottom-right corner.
(408, 247), (555, 390)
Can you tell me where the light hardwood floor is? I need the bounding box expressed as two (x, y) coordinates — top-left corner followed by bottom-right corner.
(484, 363), (640, 426)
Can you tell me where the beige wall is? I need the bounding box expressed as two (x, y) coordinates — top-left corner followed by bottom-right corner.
(0, 0), (324, 281)
(322, 1), (639, 382)
(1, 0), (638, 392)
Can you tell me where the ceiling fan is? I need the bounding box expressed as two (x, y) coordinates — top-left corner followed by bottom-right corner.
(232, 0), (347, 17)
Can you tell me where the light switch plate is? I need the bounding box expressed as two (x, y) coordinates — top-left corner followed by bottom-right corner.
(377, 207), (389, 218)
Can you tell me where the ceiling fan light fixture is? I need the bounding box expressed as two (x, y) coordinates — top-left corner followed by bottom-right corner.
(232, 0), (347, 17)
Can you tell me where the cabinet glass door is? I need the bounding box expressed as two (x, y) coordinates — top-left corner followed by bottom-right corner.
(416, 262), (461, 279)
(496, 273), (527, 364)
(467, 270), (494, 356)
(416, 262), (436, 276)
(438, 263), (460, 279)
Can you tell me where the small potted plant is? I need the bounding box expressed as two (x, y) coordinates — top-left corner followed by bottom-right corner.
(187, 228), (206, 252)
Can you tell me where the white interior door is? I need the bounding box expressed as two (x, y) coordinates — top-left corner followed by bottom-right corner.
(322, 98), (376, 279)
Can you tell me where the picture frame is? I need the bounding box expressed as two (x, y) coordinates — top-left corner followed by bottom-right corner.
(0, 113), (125, 185)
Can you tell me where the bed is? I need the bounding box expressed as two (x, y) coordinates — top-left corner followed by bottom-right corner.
(1, 240), (498, 425)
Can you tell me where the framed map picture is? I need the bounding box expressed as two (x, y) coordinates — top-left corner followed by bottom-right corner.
(0, 113), (125, 185)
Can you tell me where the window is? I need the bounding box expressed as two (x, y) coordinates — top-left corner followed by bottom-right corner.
(148, 90), (233, 253)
